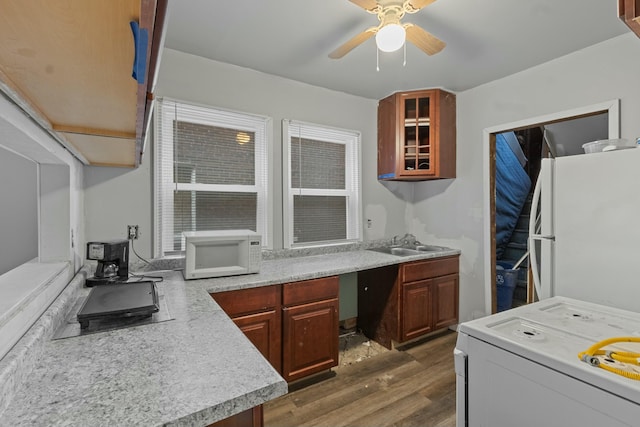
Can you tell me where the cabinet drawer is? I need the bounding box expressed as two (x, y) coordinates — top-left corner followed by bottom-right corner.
(211, 285), (280, 317)
(282, 276), (339, 307)
(401, 256), (459, 283)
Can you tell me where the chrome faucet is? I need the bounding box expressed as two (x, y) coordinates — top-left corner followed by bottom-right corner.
(401, 233), (415, 247)
(392, 233), (420, 247)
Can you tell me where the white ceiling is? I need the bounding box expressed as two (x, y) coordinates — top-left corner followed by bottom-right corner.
(164, 0), (629, 100)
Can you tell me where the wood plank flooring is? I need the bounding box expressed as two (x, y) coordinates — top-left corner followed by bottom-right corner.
(264, 331), (457, 427)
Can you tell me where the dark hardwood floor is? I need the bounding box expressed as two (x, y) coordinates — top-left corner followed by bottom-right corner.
(264, 331), (457, 427)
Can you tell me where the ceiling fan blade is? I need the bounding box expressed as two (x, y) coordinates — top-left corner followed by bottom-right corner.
(329, 28), (377, 59)
(405, 23), (445, 55)
(406, 0), (437, 12)
(349, 0), (379, 12)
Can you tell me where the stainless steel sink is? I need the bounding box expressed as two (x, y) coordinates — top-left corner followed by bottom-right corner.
(368, 246), (422, 257)
(415, 245), (446, 252)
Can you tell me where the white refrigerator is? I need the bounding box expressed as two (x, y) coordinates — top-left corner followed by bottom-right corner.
(529, 147), (640, 312)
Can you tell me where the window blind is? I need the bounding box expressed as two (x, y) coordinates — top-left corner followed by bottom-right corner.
(154, 98), (270, 256)
(282, 119), (361, 247)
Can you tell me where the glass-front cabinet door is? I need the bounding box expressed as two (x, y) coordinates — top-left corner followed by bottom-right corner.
(402, 95), (433, 174)
(377, 88), (456, 181)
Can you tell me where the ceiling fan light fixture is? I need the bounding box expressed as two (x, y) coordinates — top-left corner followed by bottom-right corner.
(375, 23), (406, 52)
(236, 131), (251, 145)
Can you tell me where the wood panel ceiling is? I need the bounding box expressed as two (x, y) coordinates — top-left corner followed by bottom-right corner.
(0, 0), (165, 167)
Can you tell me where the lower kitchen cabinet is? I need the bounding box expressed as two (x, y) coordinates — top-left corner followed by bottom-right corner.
(401, 278), (434, 341)
(358, 255), (459, 349)
(212, 286), (282, 372)
(207, 405), (263, 427)
(432, 273), (459, 329)
(282, 277), (339, 382)
(232, 310), (281, 371)
(211, 276), (339, 383)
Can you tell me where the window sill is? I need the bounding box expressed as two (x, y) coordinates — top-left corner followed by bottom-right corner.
(0, 261), (71, 361)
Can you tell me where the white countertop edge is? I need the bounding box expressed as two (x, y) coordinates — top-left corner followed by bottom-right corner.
(166, 383), (288, 427)
(0, 266), (86, 415)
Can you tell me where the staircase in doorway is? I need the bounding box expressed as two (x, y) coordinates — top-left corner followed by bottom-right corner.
(498, 192), (532, 306)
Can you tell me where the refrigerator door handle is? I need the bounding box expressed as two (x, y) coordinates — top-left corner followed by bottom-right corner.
(530, 234), (555, 241)
(529, 171), (544, 299)
(529, 239), (543, 300)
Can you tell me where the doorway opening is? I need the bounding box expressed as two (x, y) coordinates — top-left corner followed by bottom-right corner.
(484, 100), (620, 314)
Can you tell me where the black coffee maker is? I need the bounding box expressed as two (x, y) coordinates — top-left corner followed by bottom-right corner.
(86, 240), (129, 287)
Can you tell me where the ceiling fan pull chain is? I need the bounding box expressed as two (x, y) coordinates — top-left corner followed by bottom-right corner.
(403, 43), (407, 66)
(328, 1), (445, 60)
(376, 47), (380, 72)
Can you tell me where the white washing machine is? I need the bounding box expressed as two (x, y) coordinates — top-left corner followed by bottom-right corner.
(455, 296), (640, 427)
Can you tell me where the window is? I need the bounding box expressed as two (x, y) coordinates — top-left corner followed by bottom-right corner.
(154, 99), (270, 256)
(283, 120), (361, 248)
(0, 94), (77, 361)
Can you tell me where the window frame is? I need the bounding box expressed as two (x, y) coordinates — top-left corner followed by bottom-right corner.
(0, 94), (77, 361)
(282, 119), (362, 248)
(154, 98), (271, 257)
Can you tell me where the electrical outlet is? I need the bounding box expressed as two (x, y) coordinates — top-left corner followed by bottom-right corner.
(127, 225), (139, 240)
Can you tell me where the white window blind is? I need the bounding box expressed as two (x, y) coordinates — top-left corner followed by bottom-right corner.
(282, 119), (361, 248)
(154, 98), (270, 257)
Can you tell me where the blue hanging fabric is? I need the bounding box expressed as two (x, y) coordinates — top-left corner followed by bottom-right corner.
(130, 20), (148, 84)
(495, 132), (531, 259)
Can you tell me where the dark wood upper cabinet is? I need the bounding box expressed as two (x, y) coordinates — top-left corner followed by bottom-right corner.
(377, 89), (456, 181)
(619, 0), (640, 38)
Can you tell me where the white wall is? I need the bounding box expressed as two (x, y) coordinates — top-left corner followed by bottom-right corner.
(545, 113), (608, 156)
(410, 33), (640, 322)
(83, 48), (411, 258)
(83, 161), (152, 256)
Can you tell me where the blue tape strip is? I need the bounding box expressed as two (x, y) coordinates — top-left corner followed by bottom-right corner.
(378, 173), (395, 179)
(130, 21), (148, 84)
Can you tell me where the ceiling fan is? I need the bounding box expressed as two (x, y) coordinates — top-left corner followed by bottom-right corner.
(329, 0), (445, 59)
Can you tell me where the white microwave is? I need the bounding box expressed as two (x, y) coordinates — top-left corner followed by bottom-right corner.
(182, 230), (262, 280)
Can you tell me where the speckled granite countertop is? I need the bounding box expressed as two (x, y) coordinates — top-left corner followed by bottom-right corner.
(0, 270), (287, 427)
(193, 246), (461, 293)
(0, 246), (460, 426)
